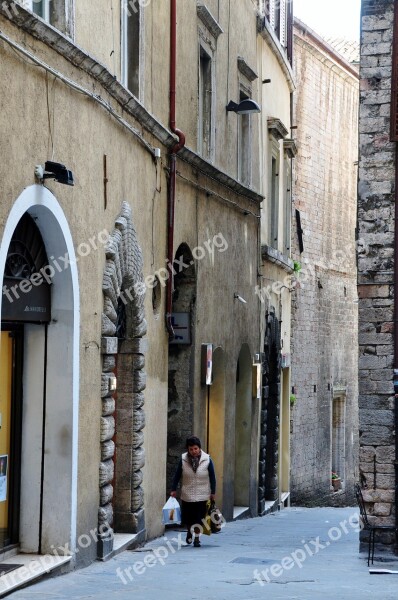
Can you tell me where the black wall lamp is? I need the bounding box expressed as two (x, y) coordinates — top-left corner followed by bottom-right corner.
(226, 99), (261, 115)
(35, 161), (74, 186)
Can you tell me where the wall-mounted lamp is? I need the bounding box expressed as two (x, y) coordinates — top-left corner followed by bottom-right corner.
(35, 161), (74, 186)
(226, 99), (261, 115)
(234, 293), (247, 304)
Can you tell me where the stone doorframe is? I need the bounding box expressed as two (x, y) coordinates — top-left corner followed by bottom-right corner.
(98, 202), (147, 557)
(258, 309), (281, 514)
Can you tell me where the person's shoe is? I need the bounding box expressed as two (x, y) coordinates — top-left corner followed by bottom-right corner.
(193, 538), (201, 547)
(186, 533), (192, 545)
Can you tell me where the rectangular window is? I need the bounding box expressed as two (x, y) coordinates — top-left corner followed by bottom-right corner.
(332, 395), (346, 487)
(198, 47), (212, 159)
(238, 92), (252, 186)
(270, 149), (280, 246)
(23, 1), (73, 35)
(121, 1), (140, 97)
(283, 158), (292, 255)
(25, 0), (51, 22)
(264, 0), (287, 48)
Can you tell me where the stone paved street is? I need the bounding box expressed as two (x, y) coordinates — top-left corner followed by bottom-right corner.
(5, 507), (398, 599)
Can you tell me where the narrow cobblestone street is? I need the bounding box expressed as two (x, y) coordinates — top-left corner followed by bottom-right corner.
(4, 507), (398, 600)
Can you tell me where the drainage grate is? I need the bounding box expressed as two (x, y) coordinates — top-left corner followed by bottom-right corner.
(230, 557), (275, 565)
(0, 564), (23, 576)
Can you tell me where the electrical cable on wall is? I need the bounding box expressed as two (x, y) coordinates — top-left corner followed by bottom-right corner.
(0, 29), (157, 157)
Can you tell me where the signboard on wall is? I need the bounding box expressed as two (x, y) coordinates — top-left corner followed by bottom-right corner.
(169, 313), (191, 344)
(2, 277), (51, 323)
(252, 363), (262, 399)
(201, 343), (213, 385)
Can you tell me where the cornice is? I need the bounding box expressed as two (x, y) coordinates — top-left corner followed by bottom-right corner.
(196, 4), (223, 40)
(237, 56), (258, 82)
(268, 117), (289, 140)
(283, 139), (298, 158)
(0, 7), (263, 205)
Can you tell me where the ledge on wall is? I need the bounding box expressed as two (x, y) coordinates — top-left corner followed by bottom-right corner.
(261, 244), (294, 273)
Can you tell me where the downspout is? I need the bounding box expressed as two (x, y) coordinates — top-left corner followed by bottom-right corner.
(166, 0), (186, 339)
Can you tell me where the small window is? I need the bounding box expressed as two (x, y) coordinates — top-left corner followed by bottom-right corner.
(152, 276), (161, 318)
(198, 46), (213, 159)
(270, 151), (279, 246)
(23, 1), (73, 35)
(332, 395), (346, 488)
(283, 158), (292, 255)
(121, 0), (141, 97)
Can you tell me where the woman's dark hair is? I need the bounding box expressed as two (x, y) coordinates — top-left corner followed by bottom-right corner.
(186, 435), (201, 448)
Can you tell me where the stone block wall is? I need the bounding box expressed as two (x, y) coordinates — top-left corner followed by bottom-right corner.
(357, 0), (397, 554)
(290, 22), (359, 506)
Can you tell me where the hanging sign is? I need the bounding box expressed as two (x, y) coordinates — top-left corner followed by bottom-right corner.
(201, 343), (213, 385)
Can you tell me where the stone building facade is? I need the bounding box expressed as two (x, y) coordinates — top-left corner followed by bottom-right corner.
(357, 0), (397, 555)
(0, 0), (291, 590)
(255, 0), (295, 513)
(290, 19), (360, 506)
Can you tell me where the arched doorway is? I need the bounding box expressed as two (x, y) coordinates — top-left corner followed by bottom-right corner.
(166, 243), (196, 494)
(234, 344), (252, 509)
(0, 185), (79, 555)
(207, 346), (225, 510)
(258, 310), (281, 514)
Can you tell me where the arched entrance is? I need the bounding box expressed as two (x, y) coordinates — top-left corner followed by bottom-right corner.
(207, 346), (225, 509)
(234, 344), (252, 509)
(0, 185), (79, 555)
(258, 310), (281, 513)
(166, 243), (196, 494)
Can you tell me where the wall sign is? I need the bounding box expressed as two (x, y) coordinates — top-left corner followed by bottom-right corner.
(169, 313), (191, 344)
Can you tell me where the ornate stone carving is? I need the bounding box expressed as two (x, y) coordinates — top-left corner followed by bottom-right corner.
(99, 202), (146, 552)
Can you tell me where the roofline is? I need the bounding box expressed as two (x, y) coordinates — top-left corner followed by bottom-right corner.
(293, 17), (359, 80)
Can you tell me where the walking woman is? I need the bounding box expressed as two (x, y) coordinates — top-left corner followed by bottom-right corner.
(170, 436), (216, 547)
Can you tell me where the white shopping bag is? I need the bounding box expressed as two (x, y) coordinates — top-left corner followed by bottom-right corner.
(162, 496), (181, 525)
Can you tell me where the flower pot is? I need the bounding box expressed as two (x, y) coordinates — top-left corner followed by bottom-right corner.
(331, 477), (341, 491)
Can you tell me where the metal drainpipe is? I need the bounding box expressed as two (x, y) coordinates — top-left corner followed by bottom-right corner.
(166, 0), (186, 340)
(394, 151), (398, 551)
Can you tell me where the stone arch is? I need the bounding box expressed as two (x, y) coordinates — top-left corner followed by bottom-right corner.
(166, 243), (197, 493)
(0, 185), (79, 556)
(99, 201), (147, 554)
(234, 344), (252, 507)
(258, 309), (281, 513)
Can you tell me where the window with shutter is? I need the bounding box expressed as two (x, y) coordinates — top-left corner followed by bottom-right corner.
(280, 0), (287, 48)
(269, 0), (276, 30)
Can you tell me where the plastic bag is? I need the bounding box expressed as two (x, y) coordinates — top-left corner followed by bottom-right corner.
(162, 496), (181, 525)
